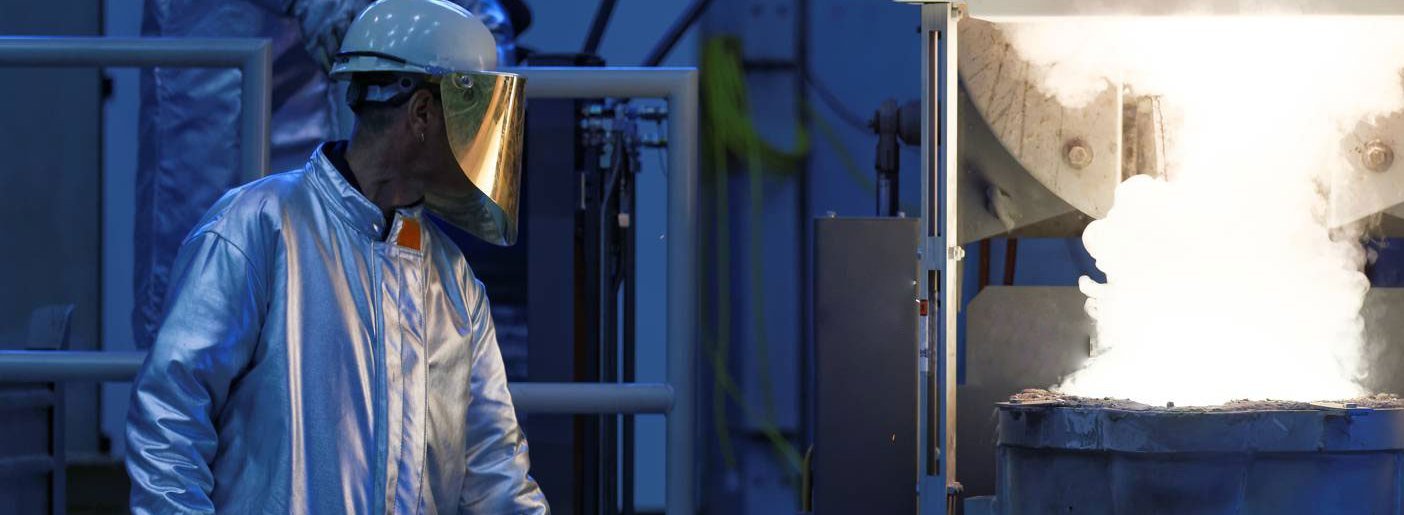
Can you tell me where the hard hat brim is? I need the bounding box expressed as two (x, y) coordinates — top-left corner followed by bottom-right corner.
(331, 54), (439, 79)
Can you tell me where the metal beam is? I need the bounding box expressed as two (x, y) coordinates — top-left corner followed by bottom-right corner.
(906, 3), (961, 514)
(509, 66), (695, 99)
(0, 36), (271, 183)
(0, 351), (144, 382)
(510, 383), (674, 415)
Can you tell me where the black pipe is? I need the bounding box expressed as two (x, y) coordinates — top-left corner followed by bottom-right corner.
(796, 0), (815, 503)
(1003, 238), (1019, 285)
(643, 0), (714, 67)
(575, 134), (601, 514)
(978, 239), (992, 291)
(621, 148), (638, 515)
(597, 133), (623, 515)
(582, 0), (619, 55)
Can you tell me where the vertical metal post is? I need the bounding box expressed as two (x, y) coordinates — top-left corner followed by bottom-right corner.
(239, 42), (271, 182)
(666, 70), (699, 515)
(938, 2), (961, 490)
(914, 2), (960, 514)
(917, 3), (938, 509)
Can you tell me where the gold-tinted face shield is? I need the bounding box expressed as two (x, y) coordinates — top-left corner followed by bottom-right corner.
(427, 71), (526, 246)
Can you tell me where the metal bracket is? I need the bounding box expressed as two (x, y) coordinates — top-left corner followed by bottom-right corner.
(1310, 401), (1373, 416)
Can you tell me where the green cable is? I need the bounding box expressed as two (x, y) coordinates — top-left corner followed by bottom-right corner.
(700, 35), (919, 481)
(708, 119), (739, 471)
(702, 37), (810, 172)
(701, 35), (807, 477)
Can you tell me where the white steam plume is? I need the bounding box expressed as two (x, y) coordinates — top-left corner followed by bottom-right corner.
(1003, 17), (1404, 406)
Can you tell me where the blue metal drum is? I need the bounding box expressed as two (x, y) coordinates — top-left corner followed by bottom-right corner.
(994, 403), (1404, 514)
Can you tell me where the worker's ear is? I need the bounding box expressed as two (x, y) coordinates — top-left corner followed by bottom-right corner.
(406, 88), (438, 141)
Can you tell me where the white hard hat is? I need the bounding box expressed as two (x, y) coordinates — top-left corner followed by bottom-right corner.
(331, 0), (499, 79)
(330, 0), (527, 247)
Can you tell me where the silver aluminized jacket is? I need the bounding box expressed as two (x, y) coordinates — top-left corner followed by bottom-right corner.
(126, 146), (548, 514)
(134, 0), (517, 350)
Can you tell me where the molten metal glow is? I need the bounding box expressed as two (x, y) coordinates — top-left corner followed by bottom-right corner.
(1005, 17), (1404, 406)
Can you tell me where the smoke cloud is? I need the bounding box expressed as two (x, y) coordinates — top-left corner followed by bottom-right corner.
(1003, 17), (1404, 405)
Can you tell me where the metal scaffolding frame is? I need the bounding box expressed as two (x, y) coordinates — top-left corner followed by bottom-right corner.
(510, 66), (699, 515)
(0, 37), (698, 515)
(894, 2), (961, 514)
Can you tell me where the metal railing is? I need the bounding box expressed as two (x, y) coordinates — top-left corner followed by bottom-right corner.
(0, 37), (272, 515)
(0, 39), (697, 514)
(511, 66), (699, 515)
(0, 350), (675, 414)
(0, 37), (271, 184)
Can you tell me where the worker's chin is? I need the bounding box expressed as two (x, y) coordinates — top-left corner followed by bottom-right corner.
(422, 165), (464, 190)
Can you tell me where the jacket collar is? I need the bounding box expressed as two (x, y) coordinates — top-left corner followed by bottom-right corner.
(307, 143), (388, 240)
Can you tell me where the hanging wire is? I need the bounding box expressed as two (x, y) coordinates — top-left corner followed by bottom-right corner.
(801, 69), (872, 133)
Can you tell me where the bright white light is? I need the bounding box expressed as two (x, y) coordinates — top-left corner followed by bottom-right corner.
(1004, 17), (1404, 406)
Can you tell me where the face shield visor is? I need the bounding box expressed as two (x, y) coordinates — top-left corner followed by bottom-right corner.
(427, 71), (526, 246)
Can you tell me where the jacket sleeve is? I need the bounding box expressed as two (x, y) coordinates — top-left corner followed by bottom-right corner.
(126, 232), (267, 514)
(458, 283), (549, 514)
(453, 0), (519, 65)
(237, 0), (361, 72)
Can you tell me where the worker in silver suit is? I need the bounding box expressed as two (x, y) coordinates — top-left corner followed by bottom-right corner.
(133, 0), (517, 351)
(125, 0), (545, 512)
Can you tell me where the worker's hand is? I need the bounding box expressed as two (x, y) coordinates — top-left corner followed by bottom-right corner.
(293, 0), (362, 74)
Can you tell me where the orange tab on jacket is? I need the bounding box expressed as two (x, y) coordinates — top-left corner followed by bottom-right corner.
(395, 217), (422, 251)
